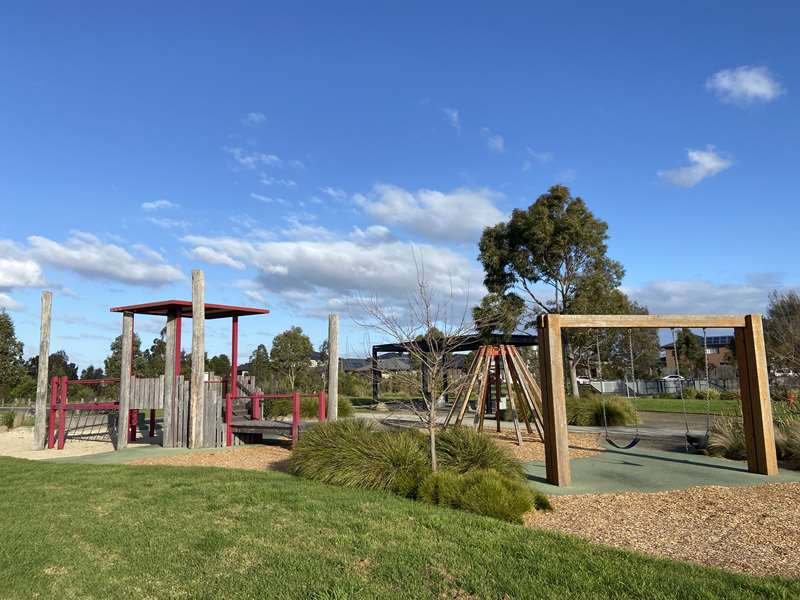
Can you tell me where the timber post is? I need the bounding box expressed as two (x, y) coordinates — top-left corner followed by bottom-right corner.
(190, 269), (205, 448)
(327, 313), (339, 420)
(117, 312), (134, 449)
(163, 309), (178, 447)
(537, 313), (571, 486)
(33, 291), (52, 450)
(736, 314), (778, 475)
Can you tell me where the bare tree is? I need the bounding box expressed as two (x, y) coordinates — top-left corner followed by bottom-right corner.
(354, 252), (474, 471)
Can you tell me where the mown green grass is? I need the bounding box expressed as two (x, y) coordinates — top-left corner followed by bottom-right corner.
(632, 397), (796, 418)
(632, 396), (740, 414)
(0, 457), (797, 599)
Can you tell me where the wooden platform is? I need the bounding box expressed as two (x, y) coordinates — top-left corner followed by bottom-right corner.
(230, 418), (314, 436)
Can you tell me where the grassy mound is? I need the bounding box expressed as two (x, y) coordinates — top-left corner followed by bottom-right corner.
(1, 458), (795, 598)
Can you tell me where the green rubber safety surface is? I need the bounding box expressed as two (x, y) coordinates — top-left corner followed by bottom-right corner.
(525, 444), (800, 496)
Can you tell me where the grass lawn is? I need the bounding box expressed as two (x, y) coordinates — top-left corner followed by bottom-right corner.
(631, 397), (797, 418)
(1, 458), (798, 599)
(632, 397), (740, 415)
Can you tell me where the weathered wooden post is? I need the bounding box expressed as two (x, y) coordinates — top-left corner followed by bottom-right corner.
(537, 313), (571, 486)
(735, 314), (779, 475)
(190, 269), (205, 448)
(117, 312), (133, 449)
(163, 309), (178, 447)
(327, 313), (339, 420)
(33, 291), (52, 450)
(371, 348), (380, 404)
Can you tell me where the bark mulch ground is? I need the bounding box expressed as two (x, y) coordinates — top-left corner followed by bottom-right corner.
(488, 430), (603, 462)
(129, 445), (292, 471)
(525, 482), (800, 579)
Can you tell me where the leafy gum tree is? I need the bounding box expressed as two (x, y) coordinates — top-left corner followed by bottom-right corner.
(478, 185), (624, 395)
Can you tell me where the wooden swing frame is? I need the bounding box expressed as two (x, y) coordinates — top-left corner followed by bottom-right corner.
(538, 313), (779, 486)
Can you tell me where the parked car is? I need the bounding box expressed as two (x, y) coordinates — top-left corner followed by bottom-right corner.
(576, 376), (591, 385)
(661, 374), (686, 381)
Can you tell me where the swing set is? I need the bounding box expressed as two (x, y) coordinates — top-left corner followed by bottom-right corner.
(538, 313), (778, 486)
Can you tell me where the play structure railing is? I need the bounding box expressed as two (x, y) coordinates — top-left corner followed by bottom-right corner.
(47, 376), (121, 450)
(224, 389), (327, 448)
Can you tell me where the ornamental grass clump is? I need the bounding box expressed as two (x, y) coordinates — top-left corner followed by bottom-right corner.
(436, 426), (524, 480)
(707, 416), (747, 460)
(266, 397), (353, 419)
(287, 419), (428, 496)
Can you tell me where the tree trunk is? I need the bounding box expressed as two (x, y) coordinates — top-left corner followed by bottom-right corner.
(568, 355), (580, 398)
(429, 407), (438, 472)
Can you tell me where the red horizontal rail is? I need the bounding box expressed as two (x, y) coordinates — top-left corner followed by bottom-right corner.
(66, 378), (120, 385)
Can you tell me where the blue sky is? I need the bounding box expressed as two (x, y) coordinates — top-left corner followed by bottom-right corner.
(1, 2), (798, 370)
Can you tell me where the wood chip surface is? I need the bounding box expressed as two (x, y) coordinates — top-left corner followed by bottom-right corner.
(525, 482), (800, 579)
(488, 430), (603, 462)
(129, 445), (292, 471)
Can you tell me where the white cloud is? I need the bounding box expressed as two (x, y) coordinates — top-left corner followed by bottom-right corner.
(260, 174), (296, 187)
(706, 66), (784, 105)
(181, 232), (485, 314)
(288, 159), (306, 170)
(349, 225), (393, 244)
(0, 293), (24, 311)
(225, 146), (282, 169)
(141, 199), (178, 211)
(522, 147), (553, 170)
(442, 108), (460, 132)
(250, 193), (286, 205)
(0, 252), (45, 290)
(480, 127), (505, 153)
(658, 147), (732, 187)
(146, 217), (191, 230)
(626, 278), (775, 315)
(187, 246), (245, 270)
(355, 184), (505, 242)
(241, 112), (267, 126)
(244, 289), (267, 304)
(320, 186), (347, 201)
(27, 231), (183, 286)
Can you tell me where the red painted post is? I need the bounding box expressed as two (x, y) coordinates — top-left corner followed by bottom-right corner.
(47, 376), (58, 449)
(291, 391), (300, 448)
(57, 376), (67, 450)
(226, 392), (233, 447)
(230, 316), (238, 395)
(251, 392), (261, 420)
(319, 390), (327, 422)
(149, 408), (156, 437)
(129, 410), (138, 442)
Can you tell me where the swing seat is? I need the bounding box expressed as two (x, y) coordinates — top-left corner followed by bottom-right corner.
(605, 435), (640, 450)
(685, 432), (708, 451)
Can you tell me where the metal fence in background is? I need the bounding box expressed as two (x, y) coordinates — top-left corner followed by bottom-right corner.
(589, 378), (740, 396)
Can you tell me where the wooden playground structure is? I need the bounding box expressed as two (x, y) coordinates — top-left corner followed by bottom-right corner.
(33, 270), (330, 452)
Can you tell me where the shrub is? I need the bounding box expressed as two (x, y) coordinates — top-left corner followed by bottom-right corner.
(457, 469), (539, 523)
(266, 397), (353, 419)
(437, 426), (524, 480)
(565, 396), (637, 427)
(417, 470), (463, 508)
(1, 411), (15, 429)
(719, 390), (740, 401)
(288, 419), (429, 496)
(419, 468), (549, 523)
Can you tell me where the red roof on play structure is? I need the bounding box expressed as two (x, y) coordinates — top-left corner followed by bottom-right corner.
(110, 300), (269, 319)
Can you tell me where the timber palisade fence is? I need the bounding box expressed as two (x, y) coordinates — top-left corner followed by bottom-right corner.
(42, 372), (326, 450)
